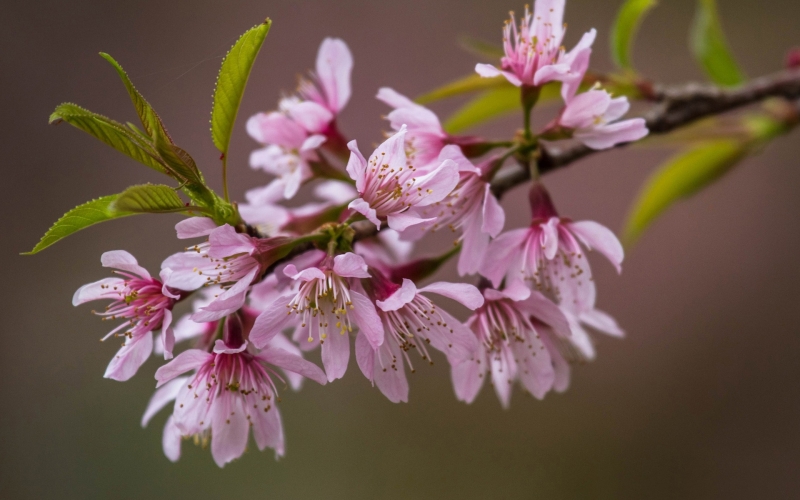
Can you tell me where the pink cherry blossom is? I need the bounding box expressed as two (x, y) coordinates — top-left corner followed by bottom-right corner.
(475, 1), (595, 88)
(249, 252), (383, 382)
(246, 112), (326, 199)
(153, 333), (326, 467)
(73, 250), (179, 381)
(162, 224), (292, 322)
(450, 281), (571, 407)
(346, 126), (460, 232)
(355, 276), (483, 403)
(297, 38), (353, 120)
(376, 87), (448, 167)
(556, 88), (648, 149)
(400, 146), (505, 276)
(481, 183), (624, 313)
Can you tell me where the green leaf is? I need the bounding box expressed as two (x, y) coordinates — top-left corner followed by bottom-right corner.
(113, 184), (187, 213)
(458, 36), (505, 59)
(690, 0), (745, 87)
(416, 74), (510, 105)
(211, 19), (272, 155)
(50, 103), (166, 173)
(100, 53), (204, 185)
(611, 0), (658, 70)
(24, 195), (134, 254)
(623, 139), (746, 244)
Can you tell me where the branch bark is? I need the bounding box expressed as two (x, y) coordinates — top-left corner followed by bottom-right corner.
(491, 68), (800, 198)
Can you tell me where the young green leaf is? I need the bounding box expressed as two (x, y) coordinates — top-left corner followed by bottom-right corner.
(24, 195), (134, 254)
(112, 184), (188, 213)
(50, 103), (166, 173)
(416, 74), (509, 105)
(611, 0), (658, 70)
(623, 139), (746, 244)
(100, 53), (204, 185)
(211, 19), (272, 155)
(690, 0), (745, 87)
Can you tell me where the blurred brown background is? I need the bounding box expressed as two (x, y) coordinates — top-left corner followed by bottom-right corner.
(2, 0), (800, 498)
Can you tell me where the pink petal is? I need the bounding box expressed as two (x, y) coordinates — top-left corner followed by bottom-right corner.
(354, 332), (375, 382)
(542, 218), (560, 260)
(321, 325), (350, 381)
(141, 376), (187, 427)
(161, 309), (175, 360)
(438, 145), (480, 174)
(450, 354), (484, 404)
(376, 87), (416, 109)
(411, 159), (460, 207)
(375, 279), (417, 312)
(159, 270), (181, 300)
(532, 62), (571, 86)
(386, 106), (442, 135)
(313, 180), (358, 204)
(315, 37), (353, 113)
(161, 252), (212, 291)
(251, 397), (284, 454)
(348, 198), (380, 228)
(249, 294), (294, 348)
(481, 185), (505, 237)
(481, 228), (529, 287)
(104, 332), (154, 382)
(458, 216), (489, 276)
(510, 332), (554, 399)
(300, 134), (327, 152)
(162, 416), (182, 462)
(211, 396), (249, 467)
(372, 126), (408, 174)
(575, 118), (649, 150)
(155, 349), (210, 387)
(258, 347), (327, 385)
(560, 89), (612, 129)
(101, 250), (150, 279)
(568, 220), (624, 273)
(175, 217), (218, 239)
(350, 290), (384, 349)
(333, 252), (370, 278)
(386, 212), (434, 232)
(534, 0), (566, 39)
(523, 292), (571, 337)
(212, 339), (248, 354)
(604, 96), (631, 123)
(287, 101), (334, 134)
(490, 354), (513, 409)
(372, 341), (409, 403)
(246, 111), (306, 147)
(345, 140), (368, 191)
(419, 282), (484, 310)
(497, 279), (532, 302)
(579, 308), (625, 338)
(475, 64), (522, 86)
(72, 277), (124, 306)
(245, 181), (286, 205)
(207, 225), (256, 258)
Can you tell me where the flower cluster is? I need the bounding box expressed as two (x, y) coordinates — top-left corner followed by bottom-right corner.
(65, 0), (647, 468)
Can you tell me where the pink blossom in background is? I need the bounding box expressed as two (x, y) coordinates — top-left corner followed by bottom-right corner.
(450, 281), (571, 407)
(73, 250), (178, 381)
(556, 87), (649, 149)
(355, 275), (483, 402)
(481, 183), (624, 313)
(400, 146), (505, 276)
(346, 126), (460, 232)
(153, 334), (326, 467)
(475, 0), (595, 88)
(249, 252), (384, 382)
(376, 87), (448, 167)
(246, 38), (353, 199)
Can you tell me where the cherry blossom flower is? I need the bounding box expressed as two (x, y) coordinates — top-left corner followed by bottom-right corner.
(73, 250), (179, 381)
(246, 38), (353, 199)
(246, 112), (326, 199)
(249, 252), (384, 382)
(450, 281), (571, 407)
(153, 328), (326, 467)
(346, 126), (460, 232)
(475, 1), (595, 88)
(481, 182), (624, 313)
(555, 86), (648, 149)
(162, 223), (292, 323)
(355, 275), (483, 403)
(400, 146), (505, 276)
(376, 88), (448, 167)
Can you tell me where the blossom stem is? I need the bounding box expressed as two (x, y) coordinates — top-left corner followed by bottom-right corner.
(521, 85), (541, 140)
(221, 154), (230, 203)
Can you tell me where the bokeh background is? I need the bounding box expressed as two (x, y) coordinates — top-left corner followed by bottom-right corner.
(3, 0), (800, 498)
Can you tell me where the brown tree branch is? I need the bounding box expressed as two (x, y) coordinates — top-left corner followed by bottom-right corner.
(491, 68), (800, 198)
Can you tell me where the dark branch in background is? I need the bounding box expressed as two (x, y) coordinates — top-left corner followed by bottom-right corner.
(266, 69), (800, 270)
(492, 68), (800, 198)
